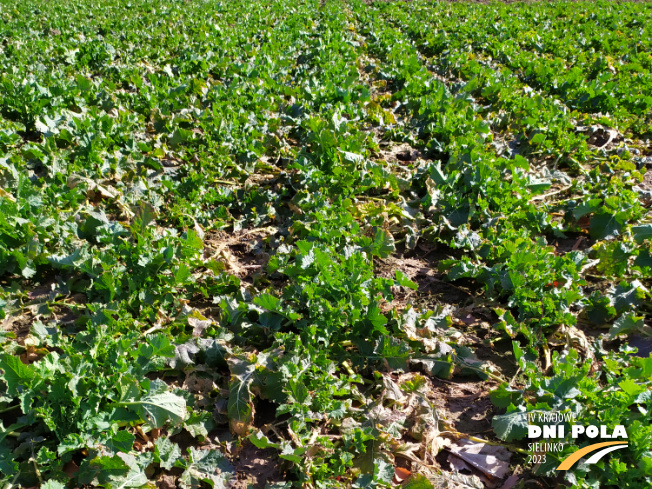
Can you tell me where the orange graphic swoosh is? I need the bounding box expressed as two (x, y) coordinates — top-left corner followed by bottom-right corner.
(557, 441), (628, 470)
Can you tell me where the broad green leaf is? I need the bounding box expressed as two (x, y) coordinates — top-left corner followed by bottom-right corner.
(613, 281), (647, 313)
(590, 212), (622, 240)
(619, 378), (645, 397)
(632, 224), (652, 244)
(98, 453), (149, 489)
(490, 384), (523, 409)
(184, 411), (215, 439)
(530, 133), (546, 145)
(107, 430), (136, 454)
(492, 406), (528, 442)
(353, 439), (383, 475)
(121, 389), (187, 428)
(395, 270), (418, 290)
(609, 313), (645, 338)
(248, 430), (280, 450)
(367, 229), (395, 258)
(254, 293), (281, 311)
(179, 448), (234, 489)
(403, 475), (434, 489)
(77, 455), (128, 486)
(155, 438), (182, 471)
(0, 354), (35, 396)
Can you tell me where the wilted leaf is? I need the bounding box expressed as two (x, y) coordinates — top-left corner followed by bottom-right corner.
(227, 355), (256, 436)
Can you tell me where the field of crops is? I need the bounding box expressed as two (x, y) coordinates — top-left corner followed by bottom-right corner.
(1, 0), (651, 487)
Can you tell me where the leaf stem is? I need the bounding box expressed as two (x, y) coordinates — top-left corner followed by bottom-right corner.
(441, 422), (529, 455)
(0, 404), (20, 414)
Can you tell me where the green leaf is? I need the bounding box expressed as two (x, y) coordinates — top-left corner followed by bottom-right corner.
(490, 384), (523, 409)
(590, 212), (622, 240)
(97, 453), (148, 488)
(619, 378), (645, 397)
(353, 439), (382, 475)
(403, 475), (434, 489)
(179, 448), (234, 489)
(632, 224), (652, 244)
(169, 128), (194, 149)
(279, 443), (306, 464)
(527, 178), (551, 193)
(47, 248), (90, 269)
(248, 431), (280, 450)
(132, 201), (156, 235)
(613, 281), (647, 313)
(0, 354), (35, 396)
(184, 411), (215, 439)
(628, 357), (652, 379)
(634, 250), (652, 270)
(367, 229), (395, 258)
(120, 383), (187, 428)
(530, 133), (546, 145)
(609, 313), (645, 338)
(287, 379), (309, 405)
(492, 405), (528, 441)
(136, 391), (187, 428)
(78, 455), (129, 486)
(107, 430), (136, 454)
(155, 438), (182, 470)
(76, 74), (92, 91)
(254, 293), (281, 311)
(429, 162), (447, 185)
(395, 270), (418, 290)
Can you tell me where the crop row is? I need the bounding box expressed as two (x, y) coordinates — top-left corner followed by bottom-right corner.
(0, 0), (650, 488)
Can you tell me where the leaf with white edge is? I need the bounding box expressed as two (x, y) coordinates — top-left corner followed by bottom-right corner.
(171, 341), (200, 370)
(375, 459), (395, 484)
(341, 151), (365, 164)
(188, 315), (212, 337)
